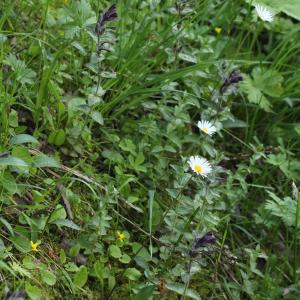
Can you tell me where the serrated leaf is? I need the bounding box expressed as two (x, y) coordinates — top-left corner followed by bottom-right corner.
(4, 54), (37, 85)
(10, 261), (32, 278)
(240, 74), (271, 112)
(0, 260), (16, 276)
(252, 67), (283, 97)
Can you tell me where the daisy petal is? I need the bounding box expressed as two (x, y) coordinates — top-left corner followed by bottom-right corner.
(197, 120), (217, 136)
(255, 4), (274, 22)
(188, 155), (212, 177)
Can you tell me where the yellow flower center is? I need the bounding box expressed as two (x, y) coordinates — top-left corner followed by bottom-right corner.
(31, 241), (38, 251)
(215, 27), (222, 34)
(202, 127), (209, 134)
(117, 231), (125, 241)
(194, 165), (203, 173)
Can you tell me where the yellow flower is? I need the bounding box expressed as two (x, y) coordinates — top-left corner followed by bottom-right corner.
(116, 231), (125, 241)
(214, 27), (222, 34)
(31, 241), (38, 252)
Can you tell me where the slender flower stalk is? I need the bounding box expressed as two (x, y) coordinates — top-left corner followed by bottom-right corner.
(293, 182), (300, 282)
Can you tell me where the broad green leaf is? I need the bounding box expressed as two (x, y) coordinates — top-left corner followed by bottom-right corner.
(108, 275), (116, 291)
(10, 134), (39, 145)
(119, 253), (131, 264)
(33, 155), (60, 168)
(41, 269), (57, 286)
(119, 139), (136, 155)
(94, 261), (104, 279)
(135, 153), (145, 165)
(109, 245), (122, 258)
(94, 261), (110, 280)
(11, 236), (31, 253)
(166, 282), (202, 300)
(0, 34), (7, 43)
(74, 266), (88, 288)
(0, 155), (28, 167)
(91, 111), (104, 125)
(280, 1), (300, 20)
(124, 268), (142, 281)
(0, 217), (14, 236)
(1, 172), (20, 194)
(60, 249), (66, 264)
(52, 219), (81, 230)
(11, 146), (32, 167)
(48, 129), (66, 146)
(23, 256), (36, 269)
(48, 205), (67, 223)
(69, 243), (81, 257)
(133, 285), (155, 300)
(25, 283), (42, 300)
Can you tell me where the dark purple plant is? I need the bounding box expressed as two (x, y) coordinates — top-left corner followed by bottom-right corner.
(3, 290), (26, 300)
(95, 4), (118, 36)
(189, 231), (216, 257)
(219, 69), (243, 95)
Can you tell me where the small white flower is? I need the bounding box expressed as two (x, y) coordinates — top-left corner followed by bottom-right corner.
(197, 120), (217, 136)
(188, 156), (212, 177)
(255, 4), (274, 22)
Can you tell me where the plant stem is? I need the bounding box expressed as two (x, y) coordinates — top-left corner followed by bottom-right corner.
(182, 258), (192, 300)
(294, 194), (300, 282)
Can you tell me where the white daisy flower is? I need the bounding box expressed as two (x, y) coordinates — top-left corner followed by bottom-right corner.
(255, 4), (274, 22)
(188, 156), (212, 177)
(197, 120), (217, 136)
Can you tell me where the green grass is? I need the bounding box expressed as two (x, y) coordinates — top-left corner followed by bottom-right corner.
(0, 0), (300, 299)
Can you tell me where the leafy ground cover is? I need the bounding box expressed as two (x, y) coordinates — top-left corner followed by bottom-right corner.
(1, 0), (300, 299)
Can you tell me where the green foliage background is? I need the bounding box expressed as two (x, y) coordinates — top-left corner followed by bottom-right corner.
(0, 0), (300, 299)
